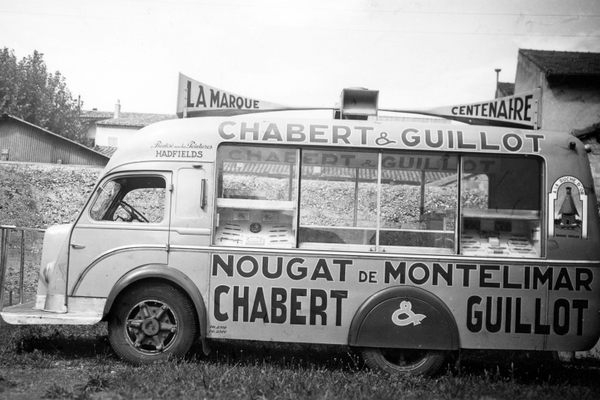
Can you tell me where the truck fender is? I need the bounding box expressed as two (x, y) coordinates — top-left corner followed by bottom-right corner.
(348, 286), (459, 350)
(103, 264), (209, 354)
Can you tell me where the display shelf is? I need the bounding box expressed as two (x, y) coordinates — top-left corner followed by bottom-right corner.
(460, 230), (539, 258)
(216, 198), (296, 211)
(462, 208), (539, 220)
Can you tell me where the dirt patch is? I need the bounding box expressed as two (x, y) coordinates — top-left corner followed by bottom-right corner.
(0, 162), (101, 228)
(1, 162), (101, 306)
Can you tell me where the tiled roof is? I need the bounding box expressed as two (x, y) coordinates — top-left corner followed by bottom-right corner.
(80, 110), (114, 120)
(496, 82), (515, 97)
(93, 145), (118, 158)
(96, 113), (176, 128)
(80, 110), (176, 128)
(520, 49), (600, 77)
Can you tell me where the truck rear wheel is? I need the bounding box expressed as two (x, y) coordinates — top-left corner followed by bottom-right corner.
(108, 283), (198, 364)
(361, 347), (446, 376)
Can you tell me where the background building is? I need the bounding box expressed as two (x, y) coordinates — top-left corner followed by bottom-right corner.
(499, 49), (600, 200)
(81, 101), (175, 150)
(514, 49), (600, 134)
(0, 114), (109, 166)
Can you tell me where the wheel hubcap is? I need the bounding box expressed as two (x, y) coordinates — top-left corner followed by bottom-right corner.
(141, 318), (160, 336)
(125, 300), (178, 354)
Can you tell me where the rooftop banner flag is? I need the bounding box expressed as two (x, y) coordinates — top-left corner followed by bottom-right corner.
(381, 88), (542, 129)
(176, 73), (290, 117)
(424, 89), (541, 129)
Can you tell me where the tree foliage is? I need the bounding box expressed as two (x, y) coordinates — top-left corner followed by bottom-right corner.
(0, 47), (86, 143)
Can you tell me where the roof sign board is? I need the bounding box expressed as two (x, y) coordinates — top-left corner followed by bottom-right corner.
(426, 88), (541, 129)
(177, 73), (542, 129)
(177, 73), (289, 118)
(381, 88), (542, 129)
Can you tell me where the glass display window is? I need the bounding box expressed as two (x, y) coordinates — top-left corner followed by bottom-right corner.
(213, 144), (544, 258)
(299, 150), (378, 249)
(214, 145), (298, 248)
(460, 155), (542, 258)
(379, 153), (458, 254)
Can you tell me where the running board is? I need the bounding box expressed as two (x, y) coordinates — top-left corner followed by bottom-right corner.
(0, 301), (102, 325)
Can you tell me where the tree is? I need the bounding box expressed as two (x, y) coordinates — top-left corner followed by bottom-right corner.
(0, 48), (19, 113)
(0, 48), (86, 144)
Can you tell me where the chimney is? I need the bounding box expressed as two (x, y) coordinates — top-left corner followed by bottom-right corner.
(494, 69), (501, 98)
(114, 99), (121, 119)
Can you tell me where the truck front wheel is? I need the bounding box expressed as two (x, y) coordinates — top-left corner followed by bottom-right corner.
(108, 283), (198, 364)
(361, 347), (446, 376)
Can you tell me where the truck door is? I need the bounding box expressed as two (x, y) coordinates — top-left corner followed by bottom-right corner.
(167, 164), (213, 296)
(169, 164), (213, 247)
(68, 172), (172, 298)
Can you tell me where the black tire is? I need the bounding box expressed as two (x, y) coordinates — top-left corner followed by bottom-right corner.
(361, 347), (446, 376)
(108, 283), (198, 364)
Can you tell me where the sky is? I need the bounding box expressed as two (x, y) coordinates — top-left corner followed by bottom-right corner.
(1, 0), (599, 115)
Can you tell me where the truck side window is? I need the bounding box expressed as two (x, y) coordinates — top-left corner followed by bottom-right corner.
(460, 155), (542, 257)
(214, 145), (298, 247)
(90, 176), (166, 223)
(298, 150), (458, 254)
(299, 149), (378, 248)
(379, 152), (458, 253)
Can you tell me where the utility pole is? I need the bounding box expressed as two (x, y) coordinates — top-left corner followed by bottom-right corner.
(494, 68), (501, 98)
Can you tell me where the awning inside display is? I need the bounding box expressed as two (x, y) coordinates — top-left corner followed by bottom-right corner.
(222, 162), (456, 186)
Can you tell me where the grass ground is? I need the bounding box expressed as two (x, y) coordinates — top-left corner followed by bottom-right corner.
(1, 164), (600, 399)
(0, 322), (599, 400)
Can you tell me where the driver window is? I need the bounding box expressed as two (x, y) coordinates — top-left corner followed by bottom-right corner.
(90, 176), (166, 223)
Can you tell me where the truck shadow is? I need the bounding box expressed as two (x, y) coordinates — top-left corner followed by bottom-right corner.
(2, 324), (111, 360)
(192, 340), (600, 386)
(454, 349), (600, 386)
(5, 323), (600, 387)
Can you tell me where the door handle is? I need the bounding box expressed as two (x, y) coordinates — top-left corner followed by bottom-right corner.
(71, 243), (86, 249)
(200, 178), (207, 210)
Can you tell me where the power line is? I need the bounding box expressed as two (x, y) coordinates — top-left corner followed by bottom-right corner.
(361, 10), (600, 18)
(125, 0), (600, 18)
(1, 8), (599, 38)
(1, 6), (600, 19)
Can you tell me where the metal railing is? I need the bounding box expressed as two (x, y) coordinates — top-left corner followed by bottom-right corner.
(0, 225), (45, 309)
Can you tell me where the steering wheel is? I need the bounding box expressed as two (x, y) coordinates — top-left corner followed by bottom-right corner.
(118, 200), (149, 222)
